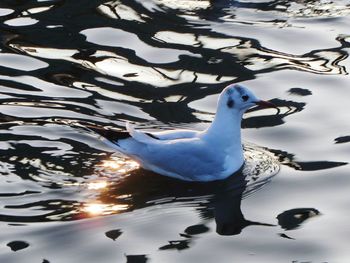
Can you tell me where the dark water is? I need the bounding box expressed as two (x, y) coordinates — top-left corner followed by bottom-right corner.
(0, 0), (350, 262)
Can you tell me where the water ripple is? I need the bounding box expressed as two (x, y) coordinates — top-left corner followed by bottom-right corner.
(0, 0), (349, 260)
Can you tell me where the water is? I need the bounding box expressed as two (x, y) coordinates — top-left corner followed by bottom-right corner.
(0, 0), (349, 262)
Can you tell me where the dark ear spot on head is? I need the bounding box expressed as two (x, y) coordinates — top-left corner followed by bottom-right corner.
(227, 98), (234, 108)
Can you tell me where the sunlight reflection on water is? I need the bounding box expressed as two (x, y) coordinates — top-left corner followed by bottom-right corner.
(0, 0), (349, 262)
(83, 203), (129, 216)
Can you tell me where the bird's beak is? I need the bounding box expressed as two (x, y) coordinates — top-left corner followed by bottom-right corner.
(255, 100), (277, 108)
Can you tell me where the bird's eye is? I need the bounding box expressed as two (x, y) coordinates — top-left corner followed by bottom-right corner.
(242, 95), (249, 101)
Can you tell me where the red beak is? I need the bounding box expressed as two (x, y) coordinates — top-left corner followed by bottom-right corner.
(255, 100), (277, 108)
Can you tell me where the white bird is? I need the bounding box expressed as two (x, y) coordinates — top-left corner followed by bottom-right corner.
(88, 84), (275, 182)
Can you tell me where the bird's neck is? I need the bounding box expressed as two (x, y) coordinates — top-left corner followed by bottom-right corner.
(201, 107), (245, 176)
(203, 108), (244, 150)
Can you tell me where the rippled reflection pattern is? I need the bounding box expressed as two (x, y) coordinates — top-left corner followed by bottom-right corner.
(0, 0), (349, 262)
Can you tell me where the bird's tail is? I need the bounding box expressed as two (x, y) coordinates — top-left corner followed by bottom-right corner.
(126, 121), (157, 144)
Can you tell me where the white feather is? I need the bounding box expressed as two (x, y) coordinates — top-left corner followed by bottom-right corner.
(126, 121), (157, 144)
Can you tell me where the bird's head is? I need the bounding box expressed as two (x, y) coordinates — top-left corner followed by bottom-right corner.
(218, 84), (275, 113)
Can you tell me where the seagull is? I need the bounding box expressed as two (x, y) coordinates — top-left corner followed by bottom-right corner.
(88, 84), (275, 182)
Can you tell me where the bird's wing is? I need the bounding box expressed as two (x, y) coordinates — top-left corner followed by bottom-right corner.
(126, 122), (199, 142)
(150, 129), (199, 140)
(137, 138), (225, 180)
(86, 122), (199, 147)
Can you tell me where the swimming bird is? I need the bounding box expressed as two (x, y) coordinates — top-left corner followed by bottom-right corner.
(88, 84), (275, 181)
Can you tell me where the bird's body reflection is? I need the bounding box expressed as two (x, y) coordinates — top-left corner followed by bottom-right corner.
(212, 173), (274, 235)
(89, 161), (275, 237)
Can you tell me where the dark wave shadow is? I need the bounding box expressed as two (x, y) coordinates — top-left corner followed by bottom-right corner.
(277, 208), (320, 231)
(243, 98), (305, 128)
(335, 136), (350, 144)
(268, 148), (348, 171)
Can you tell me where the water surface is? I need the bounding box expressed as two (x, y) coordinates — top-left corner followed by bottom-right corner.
(0, 0), (350, 262)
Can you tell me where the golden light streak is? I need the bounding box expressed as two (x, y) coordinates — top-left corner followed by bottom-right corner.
(83, 203), (129, 216)
(102, 160), (121, 170)
(98, 158), (140, 174)
(87, 181), (108, 190)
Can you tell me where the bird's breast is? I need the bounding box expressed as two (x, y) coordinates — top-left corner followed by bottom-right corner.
(222, 146), (244, 176)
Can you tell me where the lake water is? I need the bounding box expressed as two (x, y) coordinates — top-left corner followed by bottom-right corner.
(0, 0), (350, 262)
